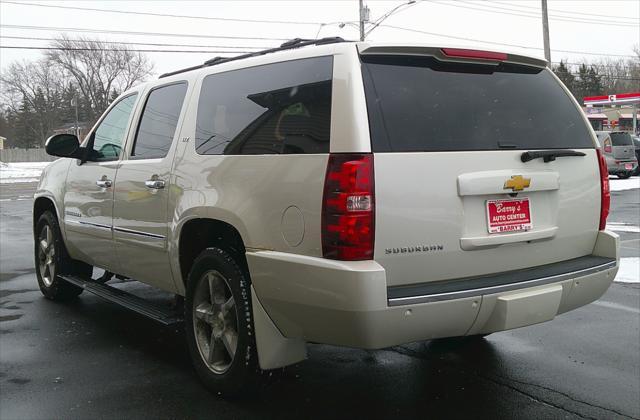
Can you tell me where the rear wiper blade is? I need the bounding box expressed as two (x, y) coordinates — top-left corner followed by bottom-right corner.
(521, 149), (586, 163)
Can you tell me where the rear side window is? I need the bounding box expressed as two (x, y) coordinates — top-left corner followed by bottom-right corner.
(361, 55), (593, 152)
(195, 56), (333, 155)
(610, 132), (633, 146)
(132, 82), (188, 159)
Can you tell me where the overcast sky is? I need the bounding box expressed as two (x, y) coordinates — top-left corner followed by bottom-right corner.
(0, 0), (638, 78)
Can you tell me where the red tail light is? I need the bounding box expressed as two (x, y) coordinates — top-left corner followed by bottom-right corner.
(603, 138), (612, 153)
(441, 48), (507, 61)
(597, 149), (610, 230)
(322, 154), (375, 260)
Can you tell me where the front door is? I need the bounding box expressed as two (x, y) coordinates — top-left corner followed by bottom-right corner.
(63, 93), (139, 271)
(112, 82), (188, 292)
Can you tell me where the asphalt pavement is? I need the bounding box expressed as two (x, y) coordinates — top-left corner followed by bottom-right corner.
(1, 181), (638, 420)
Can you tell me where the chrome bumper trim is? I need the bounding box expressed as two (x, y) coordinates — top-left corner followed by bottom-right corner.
(387, 259), (616, 306)
(66, 220), (165, 239)
(113, 226), (165, 239)
(66, 220), (112, 230)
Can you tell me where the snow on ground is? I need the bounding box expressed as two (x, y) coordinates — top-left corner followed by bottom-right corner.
(606, 223), (640, 233)
(1, 162), (639, 189)
(615, 257), (640, 284)
(0, 162), (50, 183)
(609, 177), (640, 192)
(0, 161), (637, 282)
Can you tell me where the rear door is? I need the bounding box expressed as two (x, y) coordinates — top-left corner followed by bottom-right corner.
(610, 132), (635, 160)
(360, 53), (601, 287)
(112, 82), (188, 292)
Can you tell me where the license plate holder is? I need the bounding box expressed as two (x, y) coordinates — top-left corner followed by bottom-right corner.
(486, 198), (532, 234)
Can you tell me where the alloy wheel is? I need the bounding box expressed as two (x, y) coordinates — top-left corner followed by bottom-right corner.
(38, 225), (56, 287)
(193, 270), (239, 374)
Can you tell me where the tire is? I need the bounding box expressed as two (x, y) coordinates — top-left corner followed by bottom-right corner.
(34, 211), (92, 300)
(184, 247), (260, 396)
(617, 172), (632, 179)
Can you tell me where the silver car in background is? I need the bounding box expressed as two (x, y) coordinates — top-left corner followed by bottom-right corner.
(596, 131), (638, 179)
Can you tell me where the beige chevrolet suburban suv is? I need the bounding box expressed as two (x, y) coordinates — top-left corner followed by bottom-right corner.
(35, 38), (620, 395)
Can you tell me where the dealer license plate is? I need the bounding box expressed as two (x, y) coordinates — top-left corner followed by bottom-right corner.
(486, 198), (532, 234)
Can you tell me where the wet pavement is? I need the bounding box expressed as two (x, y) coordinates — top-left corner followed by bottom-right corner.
(1, 181), (638, 419)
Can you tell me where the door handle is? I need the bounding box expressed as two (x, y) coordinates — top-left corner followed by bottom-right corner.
(145, 179), (165, 189)
(96, 178), (113, 188)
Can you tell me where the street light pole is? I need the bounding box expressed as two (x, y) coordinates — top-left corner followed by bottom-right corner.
(541, 0), (551, 65)
(362, 0), (416, 40)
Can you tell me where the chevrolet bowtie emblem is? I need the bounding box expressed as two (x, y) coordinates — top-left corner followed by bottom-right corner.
(504, 175), (531, 192)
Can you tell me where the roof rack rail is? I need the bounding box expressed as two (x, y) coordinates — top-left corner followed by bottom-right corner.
(159, 37), (347, 79)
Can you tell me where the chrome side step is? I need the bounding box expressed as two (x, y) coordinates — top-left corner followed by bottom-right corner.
(59, 275), (183, 326)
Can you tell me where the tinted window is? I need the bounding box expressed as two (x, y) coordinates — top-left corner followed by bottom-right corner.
(610, 132), (633, 146)
(92, 94), (138, 161)
(361, 55), (593, 152)
(132, 83), (187, 159)
(196, 56), (332, 155)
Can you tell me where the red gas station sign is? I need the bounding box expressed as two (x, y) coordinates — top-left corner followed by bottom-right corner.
(584, 92), (640, 106)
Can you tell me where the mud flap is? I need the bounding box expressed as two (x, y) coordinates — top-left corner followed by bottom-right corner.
(251, 285), (307, 370)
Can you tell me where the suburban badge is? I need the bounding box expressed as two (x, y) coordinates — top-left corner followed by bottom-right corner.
(385, 245), (444, 255)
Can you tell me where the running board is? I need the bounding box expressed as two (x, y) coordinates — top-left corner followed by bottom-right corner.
(60, 275), (183, 326)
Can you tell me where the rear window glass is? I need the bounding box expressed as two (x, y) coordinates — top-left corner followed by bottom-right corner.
(132, 82), (187, 159)
(195, 56), (332, 155)
(361, 55), (594, 152)
(610, 132), (633, 146)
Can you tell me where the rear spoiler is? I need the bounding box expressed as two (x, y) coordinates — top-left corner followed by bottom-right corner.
(357, 44), (547, 69)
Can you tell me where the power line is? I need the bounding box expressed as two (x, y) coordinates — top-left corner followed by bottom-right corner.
(445, 0), (639, 26)
(0, 45), (255, 54)
(379, 24), (637, 58)
(380, 24), (534, 49)
(0, 35), (264, 50)
(2, 44), (635, 68)
(460, 0), (639, 25)
(487, 0), (639, 21)
(0, 24), (289, 42)
(1, 1), (325, 25)
(429, 0), (638, 27)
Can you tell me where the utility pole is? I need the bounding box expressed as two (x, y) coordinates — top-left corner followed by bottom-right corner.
(359, 0), (369, 41)
(71, 96), (79, 138)
(541, 0), (551, 65)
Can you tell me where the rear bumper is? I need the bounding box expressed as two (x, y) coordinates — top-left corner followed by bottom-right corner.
(247, 231), (619, 349)
(607, 159), (638, 173)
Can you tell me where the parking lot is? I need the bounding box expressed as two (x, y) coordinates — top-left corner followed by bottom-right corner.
(1, 178), (638, 419)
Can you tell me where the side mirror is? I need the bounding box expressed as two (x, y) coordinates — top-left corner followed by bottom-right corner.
(45, 134), (82, 158)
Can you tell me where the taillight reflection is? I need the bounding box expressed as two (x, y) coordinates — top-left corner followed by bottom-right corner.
(596, 149), (610, 230)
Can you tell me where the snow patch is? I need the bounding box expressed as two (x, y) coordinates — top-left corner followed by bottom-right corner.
(606, 223), (640, 233)
(0, 162), (50, 184)
(614, 257), (640, 284)
(609, 177), (640, 192)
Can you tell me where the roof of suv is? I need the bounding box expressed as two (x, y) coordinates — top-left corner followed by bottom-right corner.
(119, 38), (550, 100)
(158, 37), (548, 80)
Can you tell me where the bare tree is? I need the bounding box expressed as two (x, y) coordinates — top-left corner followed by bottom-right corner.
(46, 35), (153, 120)
(0, 59), (67, 146)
